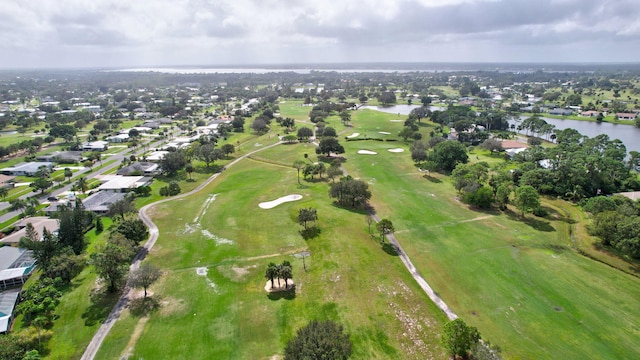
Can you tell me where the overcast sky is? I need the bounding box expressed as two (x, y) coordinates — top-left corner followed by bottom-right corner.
(1, 0), (639, 69)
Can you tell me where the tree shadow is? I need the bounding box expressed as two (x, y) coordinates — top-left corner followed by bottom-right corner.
(381, 243), (400, 256)
(300, 226), (321, 240)
(81, 287), (120, 326)
(422, 174), (441, 183)
(330, 202), (373, 216)
(267, 286), (296, 301)
(129, 295), (161, 317)
(505, 209), (555, 232)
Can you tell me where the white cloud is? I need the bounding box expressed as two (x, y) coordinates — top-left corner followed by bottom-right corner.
(0, 0), (639, 68)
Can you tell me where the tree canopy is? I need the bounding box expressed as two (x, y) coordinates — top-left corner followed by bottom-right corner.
(329, 177), (371, 208)
(441, 318), (481, 359)
(284, 320), (352, 360)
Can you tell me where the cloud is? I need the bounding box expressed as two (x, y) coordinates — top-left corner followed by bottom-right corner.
(0, 0), (639, 68)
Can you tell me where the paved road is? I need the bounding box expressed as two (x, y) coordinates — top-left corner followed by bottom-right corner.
(80, 140), (283, 360)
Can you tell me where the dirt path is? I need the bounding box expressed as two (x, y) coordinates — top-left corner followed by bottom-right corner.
(118, 316), (148, 359)
(80, 141), (283, 360)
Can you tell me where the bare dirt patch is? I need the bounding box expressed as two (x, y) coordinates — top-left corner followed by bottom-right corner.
(158, 297), (188, 317)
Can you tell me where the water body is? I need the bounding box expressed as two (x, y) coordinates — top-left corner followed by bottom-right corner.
(513, 116), (640, 153)
(364, 105), (640, 153)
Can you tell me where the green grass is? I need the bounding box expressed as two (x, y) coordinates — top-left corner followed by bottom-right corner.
(339, 138), (640, 359)
(97, 150), (447, 360)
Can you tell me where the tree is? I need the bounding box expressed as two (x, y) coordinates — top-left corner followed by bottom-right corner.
(30, 177), (52, 194)
(376, 219), (395, 243)
(128, 262), (161, 298)
(410, 141), (428, 164)
(297, 207), (318, 229)
(297, 127), (314, 140)
(339, 110), (351, 125)
(292, 160), (305, 185)
(107, 198), (136, 220)
(479, 138), (504, 152)
(91, 234), (136, 292)
(329, 177), (371, 208)
(377, 92), (397, 106)
(441, 318), (480, 359)
(316, 137), (345, 157)
(278, 260), (293, 289)
(265, 262), (278, 288)
(495, 184), (511, 210)
(327, 164), (343, 183)
(9, 198), (27, 215)
(55, 199), (89, 255)
(0, 186), (8, 200)
(76, 177), (88, 194)
(20, 227), (59, 271)
(160, 150), (187, 175)
(514, 185), (540, 217)
(115, 218), (149, 244)
(284, 320), (352, 360)
(220, 143), (235, 156)
(251, 118), (269, 133)
(429, 141), (469, 172)
(197, 143), (224, 168)
(322, 127), (337, 137)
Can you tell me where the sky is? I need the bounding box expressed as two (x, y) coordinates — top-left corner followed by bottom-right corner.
(1, 0), (639, 69)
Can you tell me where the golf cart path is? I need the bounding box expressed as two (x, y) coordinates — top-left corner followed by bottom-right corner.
(81, 141), (283, 360)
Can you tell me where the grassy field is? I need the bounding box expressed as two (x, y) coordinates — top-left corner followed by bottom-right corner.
(96, 148), (448, 359)
(339, 133), (640, 359)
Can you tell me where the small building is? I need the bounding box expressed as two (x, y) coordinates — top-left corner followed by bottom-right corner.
(0, 175), (15, 189)
(0, 288), (21, 334)
(580, 110), (599, 118)
(0, 217), (60, 244)
(146, 151), (169, 162)
(116, 162), (159, 176)
(141, 121), (160, 129)
(81, 191), (127, 215)
(548, 108), (573, 116)
(616, 113), (637, 120)
(0, 247), (36, 290)
(107, 133), (130, 143)
(82, 141), (109, 152)
(1, 162), (54, 176)
(36, 151), (84, 163)
(96, 175), (153, 193)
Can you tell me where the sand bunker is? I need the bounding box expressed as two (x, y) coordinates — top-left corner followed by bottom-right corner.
(346, 133), (360, 138)
(358, 150), (378, 155)
(259, 194), (303, 209)
(264, 279), (295, 292)
(378, 131), (391, 135)
(388, 148), (405, 153)
(390, 119), (403, 122)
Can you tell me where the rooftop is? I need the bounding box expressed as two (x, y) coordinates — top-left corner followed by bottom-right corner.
(97, 175), (152, 191)
(0, 217), (60, 244)
(82, 191), (127, 213)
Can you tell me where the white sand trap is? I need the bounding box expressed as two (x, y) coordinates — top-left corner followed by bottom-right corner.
(259, 194), (303, 209)
(358, 150), (378, 155)
(390, 119), (403, 122)
(388, 148), (405, 153)
(346, 133), (360, 138)
(264, 278), (295, 292)
(378, 131), (391, 135)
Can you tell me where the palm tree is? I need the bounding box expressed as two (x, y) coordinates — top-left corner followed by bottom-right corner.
(0, 187), (8, 200)
(279, 261), (293, 289)
(293, 160), (305, 185)
(76, 177), (88, 194)
(265, 263), (278, 289)
(64, 168), (73, 183)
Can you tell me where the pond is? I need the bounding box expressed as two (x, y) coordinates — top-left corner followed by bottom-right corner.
(513, 116), (640, 153)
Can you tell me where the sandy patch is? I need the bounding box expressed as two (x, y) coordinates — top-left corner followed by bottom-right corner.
(201, 229), (235, 245)
(388, 148), (405, 153)
(120, 316), (149, 359)
(358, 150), (378, 155)
(378, 131), (391, 135)
(259, 194), (303, 209)
(196, 267), (218, 292)
(158, 297), (187, 317)
(264, 278), (295, 292)
(390, 119), (403, 122)
(346, 132), (360, 138)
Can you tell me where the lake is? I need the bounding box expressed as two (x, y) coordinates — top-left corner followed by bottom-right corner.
(362, 105), (640, 154)
(513, 116), (640, 153)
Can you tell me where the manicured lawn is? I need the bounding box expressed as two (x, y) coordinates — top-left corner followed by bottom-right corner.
(340, 138), (640, 359)
(97, 152), (447, 359)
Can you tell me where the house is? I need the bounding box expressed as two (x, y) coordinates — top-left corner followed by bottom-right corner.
(580, 110), (599, 118)
(141, 121), (160, 129)
(0, 288), (21, 334)
(146, 151), (169, 162)
(96, 175), (153, 193)
(36, 151), (84, 163)
(82, 141), (109, 152)
(0, 247), (36, 290)
(1, 162), (54, 176)
(0, 217), (60, 244)
(81, 191), (127, 215)
(548, 108), (573, 116)
(107, 133), (130, 143)
(0, 175), (15, 189)
(616, 113), (637, 120)
(116, 162), (159, 176)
